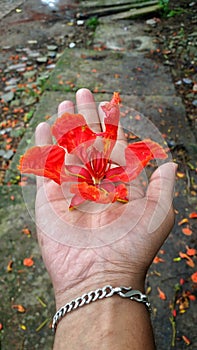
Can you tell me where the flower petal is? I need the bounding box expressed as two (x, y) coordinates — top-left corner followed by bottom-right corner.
(70, 182), (100, 202)
(19, 145), (67, 185)
(65, 165), (93, 183)
(101, 92), (121, 157)
(105, 166), (129, 182)
(69, 194), (86, 210)
(125, 139), (167, 181)
(52, 113), (96, 156)
(115, 184), (128, 203)
(70, 180), (128, 206)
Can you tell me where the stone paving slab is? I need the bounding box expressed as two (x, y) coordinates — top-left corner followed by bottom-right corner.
(46, 48), (176, 96)
(94, 21), (156, 51)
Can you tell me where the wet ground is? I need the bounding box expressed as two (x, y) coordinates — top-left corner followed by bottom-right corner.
(0, 0), (80, 46)
(0, 0), (197, 349)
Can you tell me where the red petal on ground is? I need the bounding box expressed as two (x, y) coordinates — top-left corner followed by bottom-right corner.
(12, 305), (26, 313)
(19, 145), (67, 185)
(22, 228), (31, 235)
(179, 278), (185, 285)
(182, 226), (192, 236)
(23, 257), (34, 267)
(186, 246), (197, 256)
(182, 335), (191, 345)
(191, 271), (197, 283)
(189, 212), (197, 218)
(51, 113), (96, 155)
(157, 287), (167, 300)
(153, 256), (165, 263)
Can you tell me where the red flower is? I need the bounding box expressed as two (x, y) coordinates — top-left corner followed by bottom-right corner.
(19, 92), (167, 209)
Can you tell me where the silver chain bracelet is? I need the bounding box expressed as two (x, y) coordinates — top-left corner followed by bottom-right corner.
(52, 285), (151, 332)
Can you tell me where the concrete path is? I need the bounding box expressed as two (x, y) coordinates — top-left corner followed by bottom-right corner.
(0, 0), (24, 20)
(1, 12), (196, 350)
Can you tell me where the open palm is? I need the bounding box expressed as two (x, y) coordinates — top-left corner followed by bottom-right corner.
(35, 89), (177, 307)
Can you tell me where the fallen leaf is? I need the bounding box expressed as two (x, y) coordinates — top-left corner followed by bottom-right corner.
(177, 171), (185, 178)
(157, 287), (166, 300)
(20, 324), (27, 330)
(173, 257), (181, 262)
(177, 293), (189, 313)
(178, 218), (189, 225)
(146, 286), (152, 295)
(7, 260), (13, 272)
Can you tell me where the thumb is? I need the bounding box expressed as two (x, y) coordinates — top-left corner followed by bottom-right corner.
(146, 162), (177, 234)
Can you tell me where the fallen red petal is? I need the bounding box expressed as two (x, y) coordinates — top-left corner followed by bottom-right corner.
(182, 335), (191, 345)
(182, 226), (192, 236)
(23, 257), (34, 267)
(189, 212), (197, 219)
(191, 271), (197, 283)
(157, 287), (166, 300)
(12, 304), (26, 313)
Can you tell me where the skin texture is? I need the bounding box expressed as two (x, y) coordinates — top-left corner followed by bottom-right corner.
(34, 89), (177, 349)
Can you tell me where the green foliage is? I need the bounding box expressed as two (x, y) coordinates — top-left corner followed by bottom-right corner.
(159, 0), (185, 18)
(86, 16), (99, 30)
(159, 0), (170, 16)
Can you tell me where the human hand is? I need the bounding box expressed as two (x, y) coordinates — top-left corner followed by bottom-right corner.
(35, 88), (177, 309)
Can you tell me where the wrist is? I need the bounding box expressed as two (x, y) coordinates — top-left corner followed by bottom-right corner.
(53, 285), (155, 350)
(54, 272), (146, 310)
